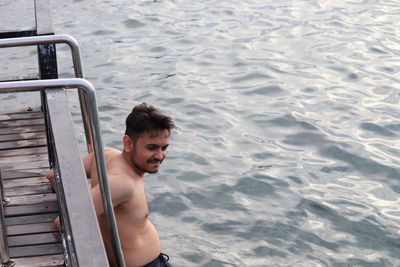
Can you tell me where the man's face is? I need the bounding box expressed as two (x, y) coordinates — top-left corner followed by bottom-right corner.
(129, 130), (170, 175)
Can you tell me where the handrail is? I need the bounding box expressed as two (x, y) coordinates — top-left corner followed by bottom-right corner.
(0, 34), (93, 153)
(0, 35), (82, 77)
(0, 166), (14, 267)
(0, 78), (126, 267)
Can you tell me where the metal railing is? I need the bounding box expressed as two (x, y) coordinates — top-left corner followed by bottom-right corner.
(0, 78), (126, 267)
(0, 34), (93, 153)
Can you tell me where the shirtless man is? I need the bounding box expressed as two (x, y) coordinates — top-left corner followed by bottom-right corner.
(47, 103), (174, 267)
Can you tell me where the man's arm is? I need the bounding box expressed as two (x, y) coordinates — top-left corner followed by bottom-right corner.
(47, 152), (92, 192)
(82, 152), (95, 178)
(49, 152), (98, 230)
(51, 175), (127, 231)
(90, 175), (134, 216)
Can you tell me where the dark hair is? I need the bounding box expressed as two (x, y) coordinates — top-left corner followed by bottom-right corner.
(125, 103), (175, 139)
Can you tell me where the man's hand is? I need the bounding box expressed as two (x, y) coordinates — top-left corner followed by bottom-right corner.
(46, 169), (56, 192)
(54, 216), (61, 231)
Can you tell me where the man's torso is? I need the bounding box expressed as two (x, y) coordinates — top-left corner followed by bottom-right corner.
(88, 148), (161, 267)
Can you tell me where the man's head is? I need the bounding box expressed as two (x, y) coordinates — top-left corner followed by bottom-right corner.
(123, 103), (175, 175)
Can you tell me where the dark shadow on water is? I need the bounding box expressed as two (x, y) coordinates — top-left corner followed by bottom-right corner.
(330, 257), (391, 267)
(183, 184), (246, 211)
(234, 176), (276, 197)
(123, 19), (145, 28)
(386, 123), (400, 132)
(247, 114), (318, 131)
(149, 192), (190, 216)
(321, 146), (400, 192)
(320, 165), (352, 173)
(237, 219), (342, 252)
(183, 174), (285, 211)
(283, 132), (328, 147)
(251, 151), (275, 160)
(202, 197), (400, 264)
(181, 152), (210, 166)
(180, 251), (205, 264)
(361, 122), (397, 137)
(251, 245), (287, 258)
(242, 85), (286, 96)
(200, 259), (236, 267)
(299, 199), (400, 260)
(201, 220), (244, 236)
(283, 131), (400, 193)
(176, 170), (208, 182)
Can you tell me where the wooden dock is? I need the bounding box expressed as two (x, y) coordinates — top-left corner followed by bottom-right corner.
(0, 106), (64, 266)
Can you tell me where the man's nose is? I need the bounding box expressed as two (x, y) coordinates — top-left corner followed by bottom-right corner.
(154, 150), (164, 160)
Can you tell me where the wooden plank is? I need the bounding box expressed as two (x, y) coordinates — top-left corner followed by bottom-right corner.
(0, 146), (48, 157)
(4, 177), (49, 188)
(3, 171), (45, 180)
(7, 193), (56, 206)
(0, 138), (47, 150)
(0, 125), (45, 135)
(0, 112), (43, 121)
(3, 167), (48, 174)
(8, 232), (61, 247)
(1, 161), (49, 171)
(5, 201), (58, 216)
(0, 132), (46, 143)
(0, 107), (40, 115)
(0, 118), (44, 128)
(2, 168), (47, 179)
(6, 213), (58, 226)
(4, 184), (52, 197)
(13, 254), (64, 267)
(7, 222), (57, 236)
(9, 243), (63, 258)
(0, 153), (48, 164)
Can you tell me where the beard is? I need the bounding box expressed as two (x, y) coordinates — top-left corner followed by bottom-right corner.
(131, 153), (163, 174)
(146, 159), (163, 173)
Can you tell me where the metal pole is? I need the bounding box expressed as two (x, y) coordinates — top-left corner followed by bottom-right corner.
(81, 85), (127, 267)
(0, 165), (14, 267)
(0, 35), (93, 153)
(0, 78), (126, 267)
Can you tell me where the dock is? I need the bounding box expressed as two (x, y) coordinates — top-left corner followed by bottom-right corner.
(0, 107), (63, 266)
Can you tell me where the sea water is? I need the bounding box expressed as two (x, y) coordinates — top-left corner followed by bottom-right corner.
(3, 0), (400, 266)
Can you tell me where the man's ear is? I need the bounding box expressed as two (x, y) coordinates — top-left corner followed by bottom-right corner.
(123, 135), (134, 152)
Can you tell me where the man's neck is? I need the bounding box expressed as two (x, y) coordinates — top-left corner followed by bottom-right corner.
(122, 151), (145, 178)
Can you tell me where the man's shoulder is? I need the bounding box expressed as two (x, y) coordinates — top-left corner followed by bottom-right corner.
(88, 147), (121, 167)
(104, 148), (125, 167)
(104, 147), (122, 155)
